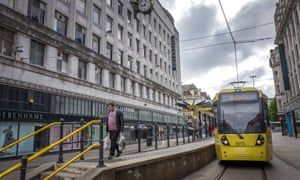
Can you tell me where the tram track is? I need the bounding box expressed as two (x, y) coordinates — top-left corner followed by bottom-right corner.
(214, 162), (269, 180)
(214, 164), (227, 180)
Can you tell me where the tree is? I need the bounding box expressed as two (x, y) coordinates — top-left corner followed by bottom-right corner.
(269, 98), (278, 121)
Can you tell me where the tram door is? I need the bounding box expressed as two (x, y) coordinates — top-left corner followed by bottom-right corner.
(33, 126), (49, 151)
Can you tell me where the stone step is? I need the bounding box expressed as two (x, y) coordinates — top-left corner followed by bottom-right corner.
(40, 170), (79, 180)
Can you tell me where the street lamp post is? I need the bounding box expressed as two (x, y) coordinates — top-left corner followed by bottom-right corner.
(249, 75), (256, 87)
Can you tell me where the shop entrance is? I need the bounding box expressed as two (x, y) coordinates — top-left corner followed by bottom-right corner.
(33, 126), (49, 151)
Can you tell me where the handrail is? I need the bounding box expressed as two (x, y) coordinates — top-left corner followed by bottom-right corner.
(44, 143), (101, 180)
(0, 119), (101, 179)
(0, 122), (62, 153)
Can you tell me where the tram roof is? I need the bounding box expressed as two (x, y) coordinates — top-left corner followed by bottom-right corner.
(213, 87), (268, 101)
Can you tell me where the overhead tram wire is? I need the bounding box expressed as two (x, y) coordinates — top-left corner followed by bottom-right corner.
(218, 0), (239, 82)
(180, 22), (274, 43)
(184, 22), (274, 42)
(180, 37), (273, 52)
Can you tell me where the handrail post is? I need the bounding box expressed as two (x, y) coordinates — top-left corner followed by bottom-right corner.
(97, 120), (104, 167)
(154, 123), (158, 149)
(80, 118), (85, 160)
(57, 118), (64, 163)
(137, 122), (141, 152)
(20, 155), (27, 180)
(176, 124), (179, 146)
(182, 126), (185, 144)
(167, 124), (170, 147)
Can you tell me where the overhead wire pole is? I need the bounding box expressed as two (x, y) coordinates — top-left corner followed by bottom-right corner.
(218, 0), (239, 82)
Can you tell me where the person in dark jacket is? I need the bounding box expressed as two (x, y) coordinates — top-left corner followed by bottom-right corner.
(106, 102), (124, 160)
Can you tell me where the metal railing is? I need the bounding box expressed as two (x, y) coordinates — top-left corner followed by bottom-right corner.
(0, 119), (102, 179)
(44, 143), (101, 180)
(0, 122), (62, 153)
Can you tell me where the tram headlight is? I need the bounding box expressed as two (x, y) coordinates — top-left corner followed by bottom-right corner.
(255, 135), (265, 145)
(221, 135), (230, 146)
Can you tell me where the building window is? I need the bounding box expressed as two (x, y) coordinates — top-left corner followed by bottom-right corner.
(57, 51), (68, 72)
(143, 25), (146, 38)
(93, 5), (101, 25)
(117, 25), (123, 40)
(106, 0), (112, 9)
(118, 1), (123, 16)
(136, 18), (140, 32)
(143, 45), (147, 57)
(149, 31), (152, 43)
(0, 27), (14, 56)
(144, 65), (147, 77)
(109, 72), (115, 89)
(128, 56), (133, 70)
(78, 60), (87, 80)
(146, 87), (150, 99)
(127, 10), (132, 24)
(136, 39), (140, 52)
(28, 0), (45, 24)
(149, 50), (152, 62)
(75, 24), (86, 45)
(121, 76), (125, 92)
(117, 49), (123, 65)
(54, 11), (67, 36)
(30, 40), (44, 66)
(76, 0), (86, 15)
(106, 42), (113, 60)
(131, 80), (135, 95)
(136, 61), (140, 74)
(139, 84), (143, 97)
(92, 34), (101, 53)
(95, 67), (102, 84)
(128, 32), (133, 48)
(106, 16), (113, 32)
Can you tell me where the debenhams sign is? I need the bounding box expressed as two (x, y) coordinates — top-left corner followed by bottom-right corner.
(0, 110), (43, 121)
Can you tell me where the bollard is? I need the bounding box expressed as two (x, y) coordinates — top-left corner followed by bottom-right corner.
(57, 118), (64, 163)
(80, 118), (85, 160)
(20, 155), (28, 180)
(97, 120), (104, 167)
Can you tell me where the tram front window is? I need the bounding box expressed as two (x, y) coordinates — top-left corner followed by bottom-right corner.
(219, 101), (262, 134)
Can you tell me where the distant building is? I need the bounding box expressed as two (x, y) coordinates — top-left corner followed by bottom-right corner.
(0, 0), (184, 157)
(180, 84), (213, 137)
(270, 0), (300, 137)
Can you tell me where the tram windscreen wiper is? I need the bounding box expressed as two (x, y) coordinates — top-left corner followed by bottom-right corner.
(237, 133), (244, 139)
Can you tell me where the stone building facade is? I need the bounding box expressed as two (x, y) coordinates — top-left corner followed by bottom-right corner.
(270, 0), (300, 137)
(0, 0), (184, 157)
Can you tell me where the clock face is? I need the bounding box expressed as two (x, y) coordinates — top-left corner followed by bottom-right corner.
(138, 0), (153, 13)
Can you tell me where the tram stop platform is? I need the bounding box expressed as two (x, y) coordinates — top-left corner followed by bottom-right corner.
(0, 137), (215, 180)
(2, 133), (300, 179)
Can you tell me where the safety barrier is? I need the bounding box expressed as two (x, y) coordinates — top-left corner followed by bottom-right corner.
(44, 143), (101, 180)
(0, 119), (103, 179)
(0, 122), (61, 153)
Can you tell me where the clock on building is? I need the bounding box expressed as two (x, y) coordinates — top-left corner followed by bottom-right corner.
(130, 0), (154, 14)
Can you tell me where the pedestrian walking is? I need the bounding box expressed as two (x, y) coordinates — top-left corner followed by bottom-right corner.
(106, 102), (124, 160)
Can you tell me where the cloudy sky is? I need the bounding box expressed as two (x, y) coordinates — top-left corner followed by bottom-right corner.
(159, 0), (277, 98)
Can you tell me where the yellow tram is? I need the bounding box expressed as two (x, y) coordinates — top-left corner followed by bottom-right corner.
(213, 87), (273, 162)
